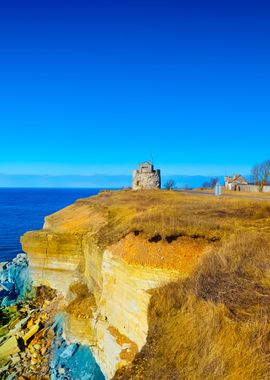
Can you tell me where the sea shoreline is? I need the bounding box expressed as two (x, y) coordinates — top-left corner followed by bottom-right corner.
(0, 254), (104, 379)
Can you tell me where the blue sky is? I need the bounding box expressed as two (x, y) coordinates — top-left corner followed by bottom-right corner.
(0, 0), (270, 184)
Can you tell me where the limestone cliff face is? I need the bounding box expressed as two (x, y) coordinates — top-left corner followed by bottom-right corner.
(21, 191), (210, 379)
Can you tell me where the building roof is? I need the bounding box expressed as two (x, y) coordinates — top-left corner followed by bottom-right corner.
(224, 174), (248, 184)
(140, 161), (152, 166)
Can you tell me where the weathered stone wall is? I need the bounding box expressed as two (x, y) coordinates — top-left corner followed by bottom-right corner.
(238, 185), (259, 192)
(237, 185), (270, 193)
(264, 186), (270, 193)
(132, 169), (161, 190)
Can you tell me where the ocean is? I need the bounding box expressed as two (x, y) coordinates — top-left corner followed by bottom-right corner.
(0, 188), (102, 262)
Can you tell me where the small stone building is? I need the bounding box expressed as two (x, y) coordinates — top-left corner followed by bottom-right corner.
(224, 174), (270, 193)
(224, 174), (248, 191)
(132, 162), (161, 190)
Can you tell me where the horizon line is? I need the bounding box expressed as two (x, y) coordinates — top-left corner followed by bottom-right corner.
(0, 173), (250, 177)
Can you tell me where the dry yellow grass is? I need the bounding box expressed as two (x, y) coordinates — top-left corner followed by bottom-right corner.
(222, 189), (270, 197)
(114, 233), (270, 380)
(194, 188), (270, 198)
(45, 189), (270, 248)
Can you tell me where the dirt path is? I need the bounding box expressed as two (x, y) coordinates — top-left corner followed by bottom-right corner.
(178, 190), (270, 201)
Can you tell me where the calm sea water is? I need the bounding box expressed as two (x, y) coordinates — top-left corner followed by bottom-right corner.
(0, 188), (102, 262)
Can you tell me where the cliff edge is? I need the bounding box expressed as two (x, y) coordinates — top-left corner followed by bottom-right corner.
(21, 190), (270, 379)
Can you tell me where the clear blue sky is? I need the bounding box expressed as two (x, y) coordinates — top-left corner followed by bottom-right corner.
(1, 0), (270, 180)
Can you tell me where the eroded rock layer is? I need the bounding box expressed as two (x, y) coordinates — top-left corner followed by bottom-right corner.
(21, 190), (210, 379)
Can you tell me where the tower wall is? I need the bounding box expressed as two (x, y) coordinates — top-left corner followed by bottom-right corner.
(132, 168), (161, 190)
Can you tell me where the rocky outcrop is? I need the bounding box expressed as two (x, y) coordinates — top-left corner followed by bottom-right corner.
(0, 287), (103, 380)
(21, 191), (210, 379)
(21, 231), (84, 296)
(0, 253), (30, 306)
(0, 286), (62, 379)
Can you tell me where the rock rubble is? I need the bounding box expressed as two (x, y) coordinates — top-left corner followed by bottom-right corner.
(0, 286), (63, 379)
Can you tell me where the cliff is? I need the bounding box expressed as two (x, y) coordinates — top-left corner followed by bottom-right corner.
(21, 190), (270, 379)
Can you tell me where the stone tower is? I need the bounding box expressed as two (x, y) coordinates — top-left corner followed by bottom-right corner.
(132, 162), (161, 190)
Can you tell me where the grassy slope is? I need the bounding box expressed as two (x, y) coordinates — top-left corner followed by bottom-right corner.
(46, 189), (270, 246)
(114, 234), (270, 380)
(96, 190), (270, 245)
(94, 190), (270, 380)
